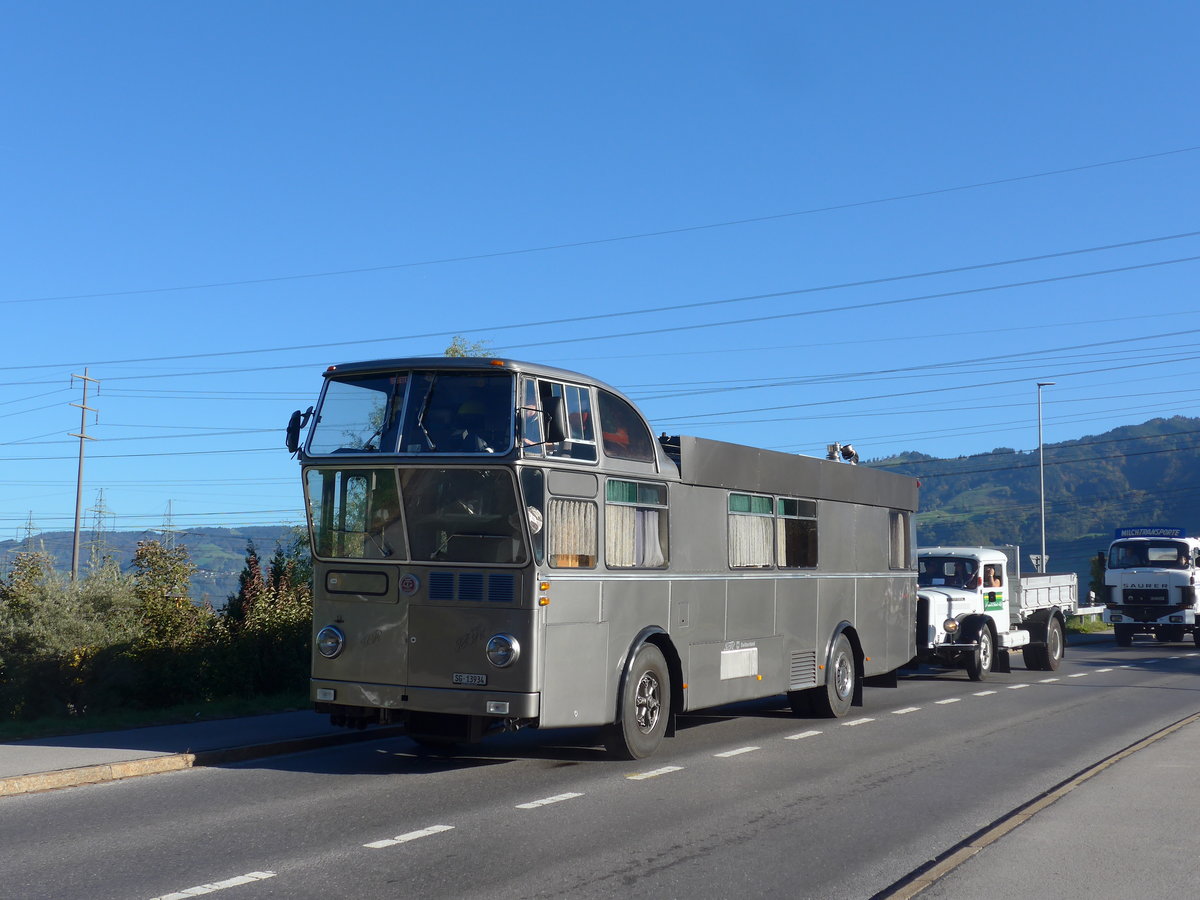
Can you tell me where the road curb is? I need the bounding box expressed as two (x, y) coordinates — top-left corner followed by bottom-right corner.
(0, 724), (408, 798)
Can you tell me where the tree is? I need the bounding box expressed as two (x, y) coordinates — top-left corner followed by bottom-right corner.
(444, 335), (492, 357)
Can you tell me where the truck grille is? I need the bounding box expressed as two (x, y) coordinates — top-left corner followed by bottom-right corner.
(1122, 589), (1169, 604)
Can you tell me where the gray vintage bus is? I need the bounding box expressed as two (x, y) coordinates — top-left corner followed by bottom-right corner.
(286, 357), (919, 759)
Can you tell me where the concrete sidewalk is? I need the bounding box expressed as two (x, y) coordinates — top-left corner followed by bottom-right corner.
(0, 709), (404, 797)
(890, 710), (1200, 898)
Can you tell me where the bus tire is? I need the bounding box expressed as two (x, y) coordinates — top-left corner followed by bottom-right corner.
(810, 633), (855, 718)
(604, 642), (669, 760)
(965, 625), (994, 681)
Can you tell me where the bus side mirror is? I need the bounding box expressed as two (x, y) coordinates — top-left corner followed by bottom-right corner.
(286, 406), (313, 454)
(544, 396), (567, 443)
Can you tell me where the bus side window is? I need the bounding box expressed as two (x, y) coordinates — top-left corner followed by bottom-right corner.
(548, 498), (597, 568)
(598, 390), (655, 463)
(605, 479), (668, 567)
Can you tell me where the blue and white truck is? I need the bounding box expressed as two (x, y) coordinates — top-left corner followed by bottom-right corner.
(1102, 527), (1200, 647)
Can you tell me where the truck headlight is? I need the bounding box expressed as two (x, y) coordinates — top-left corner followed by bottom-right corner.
(943, 619), (959, 634)
(486, 633), (520, 668)
(316, 625), (346, 659)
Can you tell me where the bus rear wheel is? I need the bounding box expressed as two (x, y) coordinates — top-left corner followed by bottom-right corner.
(604, 643), (669, 760)
(808, 633), (855, 718)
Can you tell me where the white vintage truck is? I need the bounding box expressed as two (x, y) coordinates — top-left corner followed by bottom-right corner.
(1102, 529), (1200, 647)
(916, 546), (1079, 680)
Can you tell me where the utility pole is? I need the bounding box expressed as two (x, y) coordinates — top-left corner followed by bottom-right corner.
(1036, 381), (1055, 574)
(70, 369), (99, 580)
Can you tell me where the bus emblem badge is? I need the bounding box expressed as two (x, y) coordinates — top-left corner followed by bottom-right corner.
(399, 574), (420, 596)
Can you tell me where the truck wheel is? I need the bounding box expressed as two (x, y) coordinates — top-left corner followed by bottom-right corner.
(965, 626), (994, 681)
(1036, 619), (1065, 672)
(1194, 630), (1200, 648)
(604, 643), (669, 760)
(810, 633), (855, 718)
(1161, 625), (1185, 643)
(1114, 624), (1134, 647)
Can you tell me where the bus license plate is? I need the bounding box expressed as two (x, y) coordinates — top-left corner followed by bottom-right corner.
(453, 673), (487, 686)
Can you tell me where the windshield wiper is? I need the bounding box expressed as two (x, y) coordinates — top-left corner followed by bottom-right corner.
(416, 375), (437, 450)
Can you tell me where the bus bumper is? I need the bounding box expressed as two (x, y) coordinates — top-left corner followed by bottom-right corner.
(310, 679), (541, 719)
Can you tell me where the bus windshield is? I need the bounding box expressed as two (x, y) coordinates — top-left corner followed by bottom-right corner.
(306, 466), (528, 565)
(1108, 540), (1191, 570)
(308, 370), (515, 455)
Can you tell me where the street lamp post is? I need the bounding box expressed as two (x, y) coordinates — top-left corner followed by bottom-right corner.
(1037, 381), (1056, 574)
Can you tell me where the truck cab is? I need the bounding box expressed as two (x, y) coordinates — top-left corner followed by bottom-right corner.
(1102, 532), (1200, 646)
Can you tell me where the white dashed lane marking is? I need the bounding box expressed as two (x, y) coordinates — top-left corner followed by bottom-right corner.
(935, 698), (960, 705)
(515, 793), (583, 809)
(714, 746), (760, 758)
(973, 691), (996, 696)
(627, 766), (683, 780)
(893, 706), (922, 714)
(150, 871), (277, 898)
(785, 730), (823, 740)
(364, 825), (455, 849)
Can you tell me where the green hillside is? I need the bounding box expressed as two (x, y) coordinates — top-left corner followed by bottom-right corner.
(874, 415), (1200, 594)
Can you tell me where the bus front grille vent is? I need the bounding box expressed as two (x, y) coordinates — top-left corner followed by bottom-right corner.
(458, 572), (485, 601)
(790, 650), (817, 688)
(487, 574), (516, 603)
(428, 572), (455, 601)
(426, 571), (515, 603)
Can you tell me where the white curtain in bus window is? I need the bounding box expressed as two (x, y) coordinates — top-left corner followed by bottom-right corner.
(605, 480), (668, 567)
(548, 498), (597, 568)
(729, 493), (773, 568)
(776, 497), (817, 568)
(889, 510), (910, 569)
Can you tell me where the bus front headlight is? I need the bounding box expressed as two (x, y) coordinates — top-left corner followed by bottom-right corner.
(316, 625), (346, 659)
(486, 633), (520, 668)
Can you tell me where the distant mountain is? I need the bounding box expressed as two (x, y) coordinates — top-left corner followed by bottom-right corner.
(874, 415), (1200, 596)
(0, 525), (300, 607)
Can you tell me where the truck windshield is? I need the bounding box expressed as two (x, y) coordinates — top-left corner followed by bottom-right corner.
(918, 556), (978, 587)
(1108, 540), (1191, 570)
(308, 370), (515, 455)
(306, 466), (527, 565)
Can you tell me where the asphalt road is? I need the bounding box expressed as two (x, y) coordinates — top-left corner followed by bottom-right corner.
(3, 639), (1198, 900)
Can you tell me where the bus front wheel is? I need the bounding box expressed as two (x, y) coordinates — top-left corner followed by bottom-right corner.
(604, 643), (669, 760)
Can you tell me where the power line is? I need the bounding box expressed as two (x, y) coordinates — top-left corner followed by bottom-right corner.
(4, 227), (1200, 373)
(7, 146), (1198, 307)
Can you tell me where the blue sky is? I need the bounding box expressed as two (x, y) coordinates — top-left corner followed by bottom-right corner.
(3, 1), (1199, 541)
